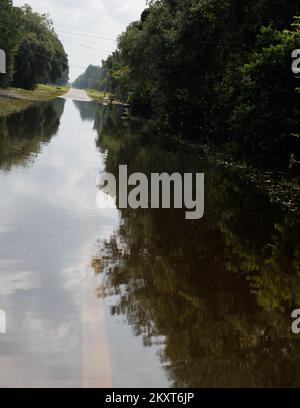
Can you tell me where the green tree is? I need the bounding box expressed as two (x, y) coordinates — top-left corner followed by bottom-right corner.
(230, 26), (300, 168)
(13, 5), (69, 89)
(0, 0), (21, 87)
(73, 64), (104, 90)
(100, 0), (300, 169)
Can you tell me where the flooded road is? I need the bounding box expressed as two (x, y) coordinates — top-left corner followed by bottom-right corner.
(62, 88), (93, 102)
(0, 94), (300, 387)
(0, 95), (114, 387)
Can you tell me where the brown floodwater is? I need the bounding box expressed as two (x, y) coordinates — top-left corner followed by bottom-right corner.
(0, 96), (299, 388)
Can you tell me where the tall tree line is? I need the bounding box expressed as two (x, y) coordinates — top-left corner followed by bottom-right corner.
(73, 65), (105, 90)
(99, 0), (300, 169)
(0, 1), (69, 90)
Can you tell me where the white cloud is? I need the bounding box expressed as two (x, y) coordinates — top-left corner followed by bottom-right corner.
(13, 0), (146, 81)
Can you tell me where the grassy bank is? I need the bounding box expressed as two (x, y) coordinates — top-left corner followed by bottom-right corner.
(86, 89), (109, 102)
(0, 84), (69, 117)
(86, 89), (125, 105)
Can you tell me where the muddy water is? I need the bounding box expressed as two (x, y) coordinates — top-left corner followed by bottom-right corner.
(0, 95), (299, 388)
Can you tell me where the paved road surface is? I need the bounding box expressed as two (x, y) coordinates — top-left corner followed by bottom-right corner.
(61, 88), (92, 102)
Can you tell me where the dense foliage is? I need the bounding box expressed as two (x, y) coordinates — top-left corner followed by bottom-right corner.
(0, 2), (69, 90)
(99, 0), (300, 169)
(0, 0), (21, 87)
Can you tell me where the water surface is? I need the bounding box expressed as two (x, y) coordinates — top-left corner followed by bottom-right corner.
(0, 98), (299, 387)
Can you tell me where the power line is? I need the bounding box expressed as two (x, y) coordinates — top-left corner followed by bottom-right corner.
(56, 29), (116, 42)
(60, 36), (111, 53)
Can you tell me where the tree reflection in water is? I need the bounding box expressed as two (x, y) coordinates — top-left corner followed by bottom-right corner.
(0, 99), (65, 170)
(88, 105), (300, 387)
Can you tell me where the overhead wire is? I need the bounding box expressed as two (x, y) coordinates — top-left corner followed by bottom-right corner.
(56, 29), (116, 42)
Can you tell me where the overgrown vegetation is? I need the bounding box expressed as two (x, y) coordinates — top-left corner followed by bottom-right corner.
(96, 0), (300, 171)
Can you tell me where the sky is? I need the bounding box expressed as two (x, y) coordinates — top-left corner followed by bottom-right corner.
(13, 0), (147, 81)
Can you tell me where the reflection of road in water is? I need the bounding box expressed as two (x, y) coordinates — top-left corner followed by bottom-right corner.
(0, 95), (168, 388)
(0, 98), (116, 387)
